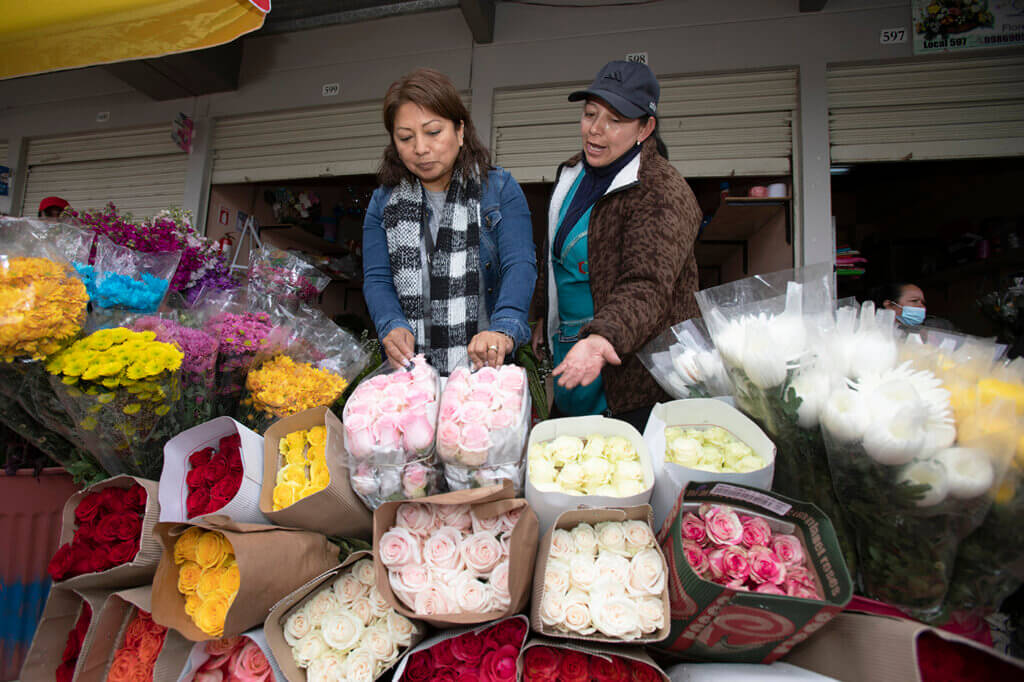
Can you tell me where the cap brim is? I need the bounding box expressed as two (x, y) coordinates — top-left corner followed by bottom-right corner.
(567, 88), (648, 119)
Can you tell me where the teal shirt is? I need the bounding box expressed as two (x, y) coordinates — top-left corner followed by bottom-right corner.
(551, 172), (608, 416)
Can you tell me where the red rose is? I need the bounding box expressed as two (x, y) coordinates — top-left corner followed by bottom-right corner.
(56, 660), (75, 682)
(219, 434), (241, 455)
(481, 645), (518, 682)
(98, 488), (126, 514)
(404, 651), (435, 682)
(451, 630), (485, 665)
(523, 647), (560, 682)
(189, 447), (215, 469)
(483, 618), (527, 650)
(435, 670), (459, 682)
(124, 484), (147, 512)
(187, 487), (210, 518)
(109, 539), (140, 566)
(61, 631), (80, 663)
(210, 475), (240, 510)
(70, 543), (98, 576)
(95, 513), (123, 544)
(204, 456), (228, 484)
(49, 544), (75, 581)
(431, 638), (457, 669)
(110, 512), (142, 542)
(186, 466), (207, 490)
(74, 492), (104, 524)
(75, 520), (99, 543)
(631, 660), (662, 682)
(591, 656), (628, 682)
(559, 651), (589, 682)
(228, 453), (243, 475)
(456, 667), (481, 682)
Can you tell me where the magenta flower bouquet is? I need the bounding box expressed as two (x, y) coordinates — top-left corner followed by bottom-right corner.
(205, 310), (277, 419)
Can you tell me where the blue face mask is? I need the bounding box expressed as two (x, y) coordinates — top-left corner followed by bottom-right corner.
(899, 305), (926, 326)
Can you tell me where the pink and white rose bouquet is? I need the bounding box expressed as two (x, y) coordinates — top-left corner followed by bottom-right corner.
(282, 557), (420, 682)
(379, 502), (522, 616)
(538, 519), (667, 641)
(344, 355), (442, 509)
(679, 504), (822, 600)
(436, 364), (531, 492)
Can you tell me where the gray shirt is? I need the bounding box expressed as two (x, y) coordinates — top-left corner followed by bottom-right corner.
(420, 190), (489, 353)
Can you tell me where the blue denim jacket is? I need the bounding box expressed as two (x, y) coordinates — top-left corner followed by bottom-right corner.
(362, 167), (537, 349)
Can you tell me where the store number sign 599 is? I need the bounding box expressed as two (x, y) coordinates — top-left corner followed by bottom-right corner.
(880, 28), (907, 44)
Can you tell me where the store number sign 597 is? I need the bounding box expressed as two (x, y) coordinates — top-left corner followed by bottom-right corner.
(880, 28), (907, 44)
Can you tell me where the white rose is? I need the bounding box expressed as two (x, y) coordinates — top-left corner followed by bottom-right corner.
(490, 559), (511, 606)
(556, 462), (586, 492)
(454, 571), (494, 614)
(388, 563), (431, 601)
(549, 529), (575, 560)
(623, 520), (656, 555)
(350, 596), (375, 626)
(581, 456), (612, 490)
(593, 484), (619, 497)
(582, 434), (607, 459)
(591, 574), (628, 601)
(616, 479), (646, 497)
(292, 632), (328, 668)
(595, 552), (631, 584)
(307, 651), (346, 682)
(387, 611), (417, 648)
(548, 435), (584, 465)
(543, 558), (571, 596)
(697, 445), (724, 471)
(628, 548), (666, 597)
(284, 603), (312, 647)
(344, 647), (376, 682)
(563, 601), (596, 635)
(568, 554), (597, 592)
(539, 590), (565, 628)
(306, 588), (341, 627)
(352, 559), (377, 587)
(591, 595), (642, 640)
(361, 624), (397, 667)
(637, 596), (666, 634)
(595, 521), (627, 555)
(334, 572), (368, 606)
(367, 586), (391, 618)
(604, 436), (636, 461)
(570, 523), (598, 556)
(529, 457), (558, 486)
(461, 531), (503, 574)
(614, 459), (645, 482)
(321, 611), (364, 652)
(667, 436), (701, 466)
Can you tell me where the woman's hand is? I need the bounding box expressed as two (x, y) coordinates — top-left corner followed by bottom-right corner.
(531, 320), (547, 357)
(468, 331), (514, 369)
(552, 334), (621, 389)
(382, 327), (415, 369)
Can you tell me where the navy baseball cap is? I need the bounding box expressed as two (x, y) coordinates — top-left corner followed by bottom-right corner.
(568, 60), (660, 119)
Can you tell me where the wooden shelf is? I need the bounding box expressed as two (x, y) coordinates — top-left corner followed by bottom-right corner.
(260, 224), (348, 256)
(696, 197), (792, 270)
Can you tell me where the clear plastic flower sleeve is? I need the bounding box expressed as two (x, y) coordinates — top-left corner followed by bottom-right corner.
(638, 317), (733, 399)
(89, 234), (181, 313)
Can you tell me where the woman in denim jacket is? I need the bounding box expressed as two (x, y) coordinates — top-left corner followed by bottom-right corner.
(362, 68), (536, 375)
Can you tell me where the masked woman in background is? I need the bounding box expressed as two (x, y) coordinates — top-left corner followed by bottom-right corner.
(362, 68), (536, 374)
(531, 60), (702, 431)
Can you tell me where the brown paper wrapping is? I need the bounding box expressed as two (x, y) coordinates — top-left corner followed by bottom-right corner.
(259, 406), (372, 538)
(55, 475), (162, 591)
(530, 505), (671, 645)
(75, 585), (192, 682)
(373, 480), (539, 628)
(264, 550), (425, 682)
(20, 586), (114, 682)
(151, 517), (340, 641)
(518, 636), (670, 682)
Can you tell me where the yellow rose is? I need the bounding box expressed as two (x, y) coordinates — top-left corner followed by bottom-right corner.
(276, 463), (307, 487)
(195, 531), (232, 569)
(220, 563), (241, 595)
(197, 567), (222, 599)
(309, 461), (330, 488)
(299, 483), (323, 500)
(306, 426), (327, 447)
(273, 480), (302, 511)
(177, 561), (203, 595)
(307, 443), (326, 464)
(193, 593), (232, 636)
(184, 592), (202, 617)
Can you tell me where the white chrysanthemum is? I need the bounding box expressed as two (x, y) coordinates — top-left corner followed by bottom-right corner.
(855, 363), (955, 455)
(863, 405), (927, 466)
(899, 459), (949, 507)
(932, 447), (994, 500)
(790, 370), (833, 429)
(671, 347), (701, 385)
(821, 387), (870, 444)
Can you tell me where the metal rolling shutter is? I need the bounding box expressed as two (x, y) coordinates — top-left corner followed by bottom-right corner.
(828, 54), (1024, 163)
(23, 126), (186, 218)
(492, 67), (798, 182)
(0, 140), (8, 166)
(211, 96), (472, 184)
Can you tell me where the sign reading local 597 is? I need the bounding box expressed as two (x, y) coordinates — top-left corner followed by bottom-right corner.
(913, 0), (1024, 53)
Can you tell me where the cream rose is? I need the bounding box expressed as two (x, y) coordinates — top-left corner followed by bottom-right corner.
(556, 461), (586, 492)
(616, 479), (646, 496)
(595, 552), (631, 584)
(306, 589), (341, 627)
(590, 574), (627, 601)
(605, 436), (636, 461)
(637, 596), (665, 634)
(569, 554), (598, 592)
(292, 632), (329, 668)
(529, 457), (558, 486)
(379, 527), (421, 568)
(321, 611), (364, 652)
(361, 624), (397, 667)
(582, 434), (607, 459)
(591, 595), (642, 640)
(549, 529), (575, 560)
(628, 549), (666, 597)
(351, 559), (377, 587)
(387, 612), (416, 648)
(454, 571), (495, 614)
(423, 526), (465, 571)
(595, 522), (627, 555)
(461, 531), (503, 574)
(367, 586), (391, 618)
(350, 596), (375, 626)
(614, 459), (645, 482)
(623, 520), (656, 555)
(548, 435), (585, 465)
(306, 652), (346, 682)
(539, 590), (565, 628)
(581, 456), (612, 490)
(570, 523), (598, 556)
(344, 648), (376, 682)
(334, 572), (369, 605)
(470, 510), (504, 534)
(543, 557), (571, 596)
(563, 601), (596, 635)
(284, 604), (312, 647)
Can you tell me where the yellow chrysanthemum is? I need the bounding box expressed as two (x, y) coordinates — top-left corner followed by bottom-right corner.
(245, 355), (348, 418)
(174, 527), (205, 564)
(0, 257), (87, 362)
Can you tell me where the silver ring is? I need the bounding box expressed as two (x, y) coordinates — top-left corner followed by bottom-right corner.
(488, 345), (498, 351)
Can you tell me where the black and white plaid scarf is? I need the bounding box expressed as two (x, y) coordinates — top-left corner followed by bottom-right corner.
(381, 169), (481, 375)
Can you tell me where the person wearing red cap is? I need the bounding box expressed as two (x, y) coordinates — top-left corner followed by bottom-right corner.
(38, 196), (69, 219)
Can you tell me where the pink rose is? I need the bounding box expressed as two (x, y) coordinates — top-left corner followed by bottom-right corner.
(497, 366), (524, 393)
(748, 547), (787, 585)
(406, 387), (434, 410)
(785, 580), (820, 600)
(499, 507), (522, 534)
(457, 401), (490, 426)
(389, 563), (431, 597)
(741, 517), (773, 548)
(469, 385), (497, 405)
(720, 545), (750, 582)
(396, 503), (435, 536)
(345, 397), (374, 416)
(471, 509), (504, 534)
(373, 414), (402, 449)
(489, 410), (516, 430)
(436, 504), (473, 531)
(682, 540), (709, 575)
(490, 559), (511, 604)
(205, 637), (242, 656)
(414, 585), (455, 616)
(344, 413), (374, 459)
(473, 367), (499, 385)
(234, 641), (270, 682)
(424, 527), (465, 571)
(480, 644), (519, 682)
(461, 531), (503, 574)
(787, 566), (816, 586)
(771, 534), (805, 567)
(755, 582), (787, 596)
(369, 375), (391, 389)
(449, 367), (472, 384)
(440, 400), (461, 423)
(500, 395), (522, 414)
(498, 532), (512, 557)
(680, 513), (707, 544)
(706, 547), (726, 580)
(438, 421), (462, 460)
(703, 506), (744, 546)
(379, 527), (421, 568)
(402, 463), (430, 498)
(382, 382), (409, 402)
(401, 410), (436, 453)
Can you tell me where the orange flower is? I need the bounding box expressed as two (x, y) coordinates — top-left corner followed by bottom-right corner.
(105, 648), (144, 682)
(136, 629), (166, 666)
